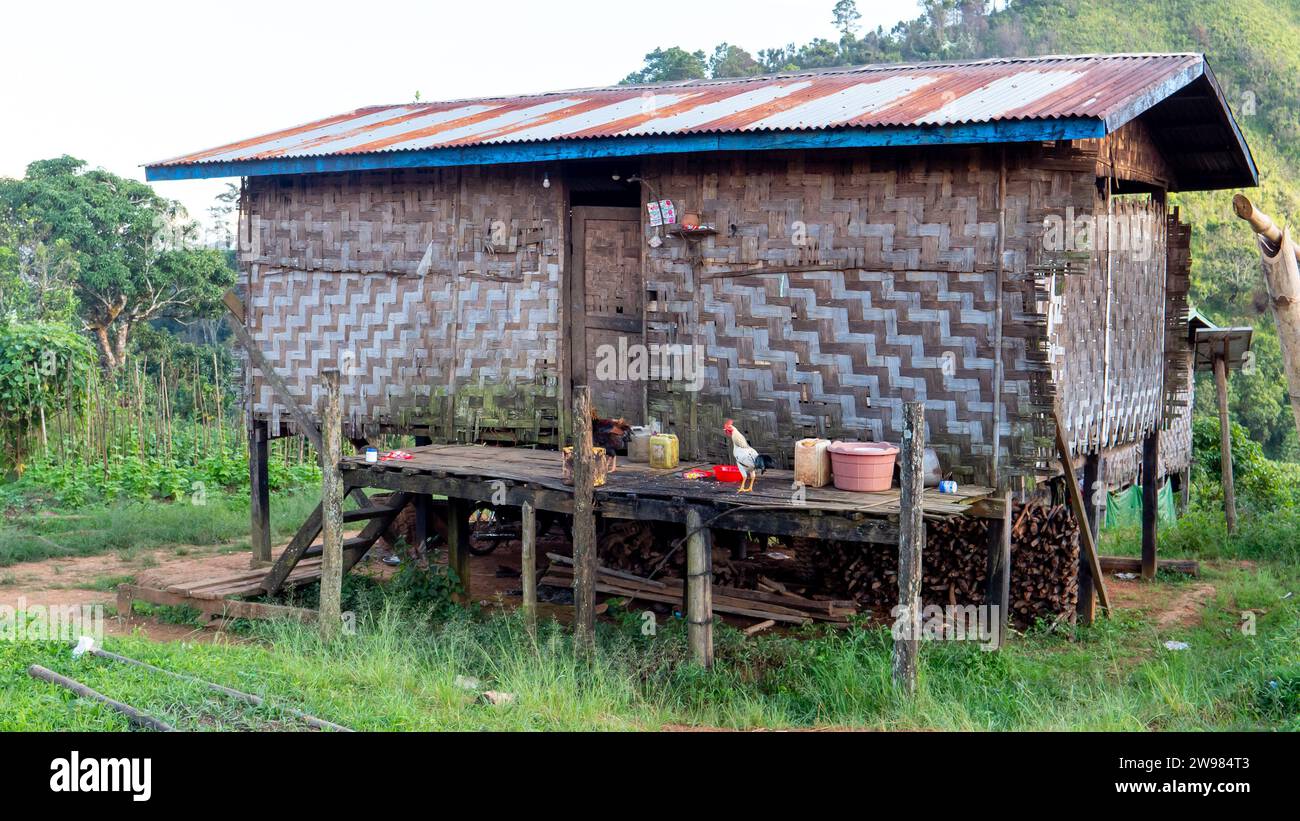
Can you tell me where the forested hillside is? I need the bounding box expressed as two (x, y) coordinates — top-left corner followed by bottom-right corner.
(623, 0), (1300, 457)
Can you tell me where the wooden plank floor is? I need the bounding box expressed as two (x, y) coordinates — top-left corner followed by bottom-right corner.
(343, 444), (993, 519)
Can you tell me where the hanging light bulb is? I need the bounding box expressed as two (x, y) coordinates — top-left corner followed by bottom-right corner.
(542, 172), (550, 189)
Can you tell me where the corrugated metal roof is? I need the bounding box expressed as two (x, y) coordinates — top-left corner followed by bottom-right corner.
(152, 53), (1207, 167)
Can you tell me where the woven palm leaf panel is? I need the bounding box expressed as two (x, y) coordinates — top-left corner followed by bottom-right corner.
(639, 145), (1095, 485)
(238, 166), (564, 442)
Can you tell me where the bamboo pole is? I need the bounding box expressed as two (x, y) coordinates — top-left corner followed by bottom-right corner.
(1234, 195), (1300, 439)
(1054, 405), (1111, 614)
(89, 647), (351, 732)
(319, 369), (343, 640)
(28, 664), (173, 731)
(893, 401), (925, 694)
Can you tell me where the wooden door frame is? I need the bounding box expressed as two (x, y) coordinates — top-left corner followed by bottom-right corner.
(566, 205), (644, 420)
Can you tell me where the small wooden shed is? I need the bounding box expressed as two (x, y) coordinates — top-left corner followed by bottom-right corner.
(148, 52), (1255, 559)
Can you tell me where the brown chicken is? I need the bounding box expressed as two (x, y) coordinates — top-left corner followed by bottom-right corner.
(590, 408), (634, 455)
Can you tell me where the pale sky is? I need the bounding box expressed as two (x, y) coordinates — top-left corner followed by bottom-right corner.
(1, 0), (920, 227)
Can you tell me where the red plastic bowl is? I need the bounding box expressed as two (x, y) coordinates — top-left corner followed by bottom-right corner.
(713, 464), (743, 483)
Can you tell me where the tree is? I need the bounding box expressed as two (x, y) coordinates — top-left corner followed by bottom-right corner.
(832, 0), (862, 40)
(621, 47), (708, 84)
(0, 157), (236, 370)
(708, 44), (765, 79)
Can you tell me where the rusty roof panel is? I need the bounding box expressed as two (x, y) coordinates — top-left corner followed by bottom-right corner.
(148, 53), (1254, 190)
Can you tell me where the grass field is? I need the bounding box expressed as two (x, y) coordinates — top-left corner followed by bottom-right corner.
(2, 503), (1296, 731)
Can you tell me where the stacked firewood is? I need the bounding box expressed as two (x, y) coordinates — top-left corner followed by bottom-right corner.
(794, 503), (1079, 628)
(1007, 503), (1079, 625)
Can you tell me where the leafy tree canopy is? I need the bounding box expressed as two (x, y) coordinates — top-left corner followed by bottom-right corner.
(0, 156), (236, 370)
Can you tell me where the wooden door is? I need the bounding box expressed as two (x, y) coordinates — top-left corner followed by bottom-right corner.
(569, 206), (643, 423)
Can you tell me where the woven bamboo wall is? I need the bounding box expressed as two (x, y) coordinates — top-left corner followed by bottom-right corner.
(239, 166), (564, 441)
(237, 133), (1189, 488)
(637, 145), (1094, 484)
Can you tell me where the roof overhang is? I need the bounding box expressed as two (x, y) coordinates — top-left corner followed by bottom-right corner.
(144, 53), (1257, 191)
(145, 116), (1103, 181)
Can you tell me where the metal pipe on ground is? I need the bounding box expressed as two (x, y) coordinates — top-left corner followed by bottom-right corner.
(27, 664), (174, 732)
(89, 648), (352, 732)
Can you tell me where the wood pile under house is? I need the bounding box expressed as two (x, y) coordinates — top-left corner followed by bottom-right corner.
(139, 52), (1257, 657)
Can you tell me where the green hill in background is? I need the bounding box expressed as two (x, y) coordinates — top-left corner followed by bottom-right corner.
(624, 0), (1300, 458)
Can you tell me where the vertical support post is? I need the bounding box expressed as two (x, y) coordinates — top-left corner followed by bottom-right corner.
(1077, 453), (1103, 625)
(249, 419), (271, 567)
(520, 500), (537, 634)
(412, 494), (431, 555)
(893, 401), (925, 694)
(1213, 354), (1237, 534)
(1054, 404), (1111, 615)
(685, 508), (714, 668)
(445, 497), (472, 604)
(318, 370), (343, 640)
(1176, 467), (1191, 514)
(1141, 430), (1160, 581)
(571, 386), (597, 652)
(985, 491), (1011, 646)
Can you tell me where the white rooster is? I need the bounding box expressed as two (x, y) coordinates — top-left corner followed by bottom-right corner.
(723, 419), (776, 493)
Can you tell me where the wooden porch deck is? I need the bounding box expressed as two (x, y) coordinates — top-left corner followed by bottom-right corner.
(338, 443), (999, 545)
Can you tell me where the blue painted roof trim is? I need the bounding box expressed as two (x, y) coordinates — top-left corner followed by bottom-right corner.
(144, 117), (1105, 181)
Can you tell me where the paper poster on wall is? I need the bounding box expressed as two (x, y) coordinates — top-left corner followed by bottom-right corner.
(646, 201), (663, 226)
(659, 199), (676, 225)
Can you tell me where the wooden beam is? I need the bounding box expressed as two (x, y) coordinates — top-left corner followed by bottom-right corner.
(319, 369), (344, 640)
(571, 385), (597, 652)
(118, 583), (317, 623)
(1214, 354), (1237, 534)
(249, 419), (271, 567)
(1099, 556), (1199, 577)
(1053, 405), (1111, 614)
(685, 507), (714, 668)
(985, 490), (1010, 647)
(1077, 452), (1103, 625)
(521, 500), (537, 634)
(1141, 430), (1160, 582)
(445, 496), (473, 605)
(893, 401), (925, 694)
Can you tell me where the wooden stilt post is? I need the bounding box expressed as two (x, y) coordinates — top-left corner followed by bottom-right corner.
(521, 500), (537, 634)
(445, 497), (472, 604)
(412, 494), (431, 554)
(1141, 429), (1160, 581)
(985, 491), (1011, 646)
(1077, 453), (1103, 625)
(685, 507), (714, 668)
(319, 369), (344, 640)
(1213, 354), (1237, 534)
(893, 401), (925, 694)
(1053, 404), (1110, 615)
(571, 386), (597, 653)
(249, 419), (271, 567)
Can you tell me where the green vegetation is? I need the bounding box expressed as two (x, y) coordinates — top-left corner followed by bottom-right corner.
(0, 490), (319, 567)
(2, 534), (1295, 731)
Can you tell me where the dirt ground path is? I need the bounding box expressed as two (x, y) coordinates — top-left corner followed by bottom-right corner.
(3, 532), (1225, 644)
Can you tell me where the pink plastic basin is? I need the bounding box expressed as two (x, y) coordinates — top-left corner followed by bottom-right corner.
(828, 441), (899, 492)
